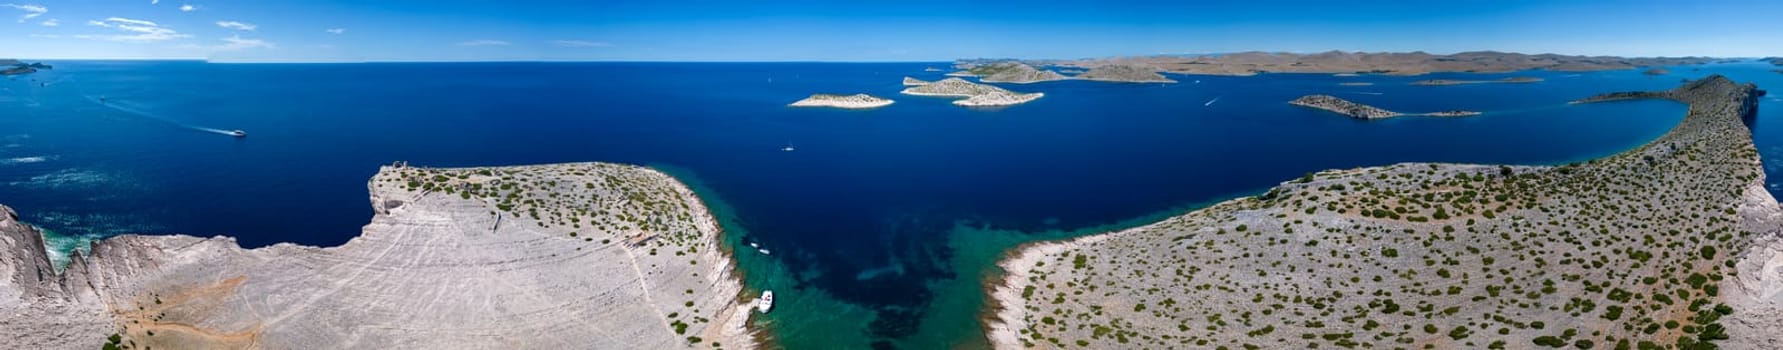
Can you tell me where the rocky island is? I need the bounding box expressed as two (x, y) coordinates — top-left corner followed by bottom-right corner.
(901, 77), (1044, 107)
(1410, 77), (1544, 86)
(788, 93), (894, 109)
(1038, 51), (1713, 76)
(902, 77), (929, 86)
(986, 76), (1774, 349)
(1074, 64), (1176, 83)
(960, 62), (1070, 84)
(1, 60), (51, 76)
(1289, 94), (1481, 119)
(0, 163), (755, 349)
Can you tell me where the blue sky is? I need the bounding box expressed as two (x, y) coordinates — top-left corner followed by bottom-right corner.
(0, 0), (1779, 62)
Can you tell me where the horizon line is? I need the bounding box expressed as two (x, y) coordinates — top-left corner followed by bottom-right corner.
(8, 51), (1771, 65)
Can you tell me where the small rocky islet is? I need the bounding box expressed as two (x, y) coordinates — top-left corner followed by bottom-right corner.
(1410, 77), (1544, 86)
(901, 77), (1045, 107)
(1290, 94), (1482, 119)
(787, 93), (894, 109)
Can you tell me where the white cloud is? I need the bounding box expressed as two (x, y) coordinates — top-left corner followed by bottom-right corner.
(2, 3), (46, 22)
(550, 40), (610, 48)
(325, 28), (344, 34)
(101, 17), (156, 26)
(176, 35), (275, 52)
(77, 17), (189, 42)
(215, 35), (273, 50)
(38, 18), (55, 26)
(178, 4), (196, 12)
(457, 39), (509, 46)
(215, 20), (254, 31)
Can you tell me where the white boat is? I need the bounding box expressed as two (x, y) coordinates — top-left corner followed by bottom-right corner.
(756, 291), (774, 313)
(781, 146), (795, 152)
(757, 248), (770, 255)
(228, 130), (247, 137)
(748, 242), (759, 248)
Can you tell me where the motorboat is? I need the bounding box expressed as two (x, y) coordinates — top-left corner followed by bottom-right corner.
(228, 130), (247, 137)
(756, 291), (774, 313)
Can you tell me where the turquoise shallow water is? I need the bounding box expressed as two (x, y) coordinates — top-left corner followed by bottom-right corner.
(1, 61), (1777, 349)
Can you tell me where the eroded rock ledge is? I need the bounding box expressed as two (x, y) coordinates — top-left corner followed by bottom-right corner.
(1, 162), (755, 350)
(987, 76), (1773, 349)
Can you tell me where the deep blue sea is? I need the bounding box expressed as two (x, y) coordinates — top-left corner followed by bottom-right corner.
(3, 61), (1780, 349)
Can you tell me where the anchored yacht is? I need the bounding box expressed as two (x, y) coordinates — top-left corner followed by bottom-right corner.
(756, 291), (774, 313)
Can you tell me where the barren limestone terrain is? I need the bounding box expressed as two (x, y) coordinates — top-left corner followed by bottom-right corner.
(988, 76), (1782, 349)
(1, 163), (754, 349)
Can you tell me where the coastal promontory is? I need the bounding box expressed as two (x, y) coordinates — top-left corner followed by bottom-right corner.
(987, 76), (1773, 349)
(788, 93), (894, 109)
(901, 77), (1044, 107)
(1289, 94), (1480, 119)
(903, 77), (930, 86)
(0, 163), (755, 349)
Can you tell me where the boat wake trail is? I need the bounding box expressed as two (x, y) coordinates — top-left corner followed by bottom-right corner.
(1204, 96), (1222, 106)
(85, 96), (242, 137)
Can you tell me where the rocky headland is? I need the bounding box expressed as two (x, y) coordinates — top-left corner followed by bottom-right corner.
(1289, 94), (1480, 119)
(1410, 77), (1544, 86)
(1074, 64), (1177, 83)
(903, 77), (930, 86)
(788, 93), (894, 109)
(900, 77), (1044, 107)
(986, 76), (1773, 349)
(1039, 51), (1713, 76)
(0, 163), (755, 349)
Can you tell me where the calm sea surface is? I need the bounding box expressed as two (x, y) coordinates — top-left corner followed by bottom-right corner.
(2, 61), (1779, 349)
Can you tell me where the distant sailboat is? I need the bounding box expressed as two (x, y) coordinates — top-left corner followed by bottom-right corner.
(781, 143), (795, 152)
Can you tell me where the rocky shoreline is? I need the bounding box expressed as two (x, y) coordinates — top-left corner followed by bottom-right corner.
(788, 93), (894, 109)
(1, 163), (756, 349)
(1289, 94), (1481, 119)
(984, 76), (1773, 349)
